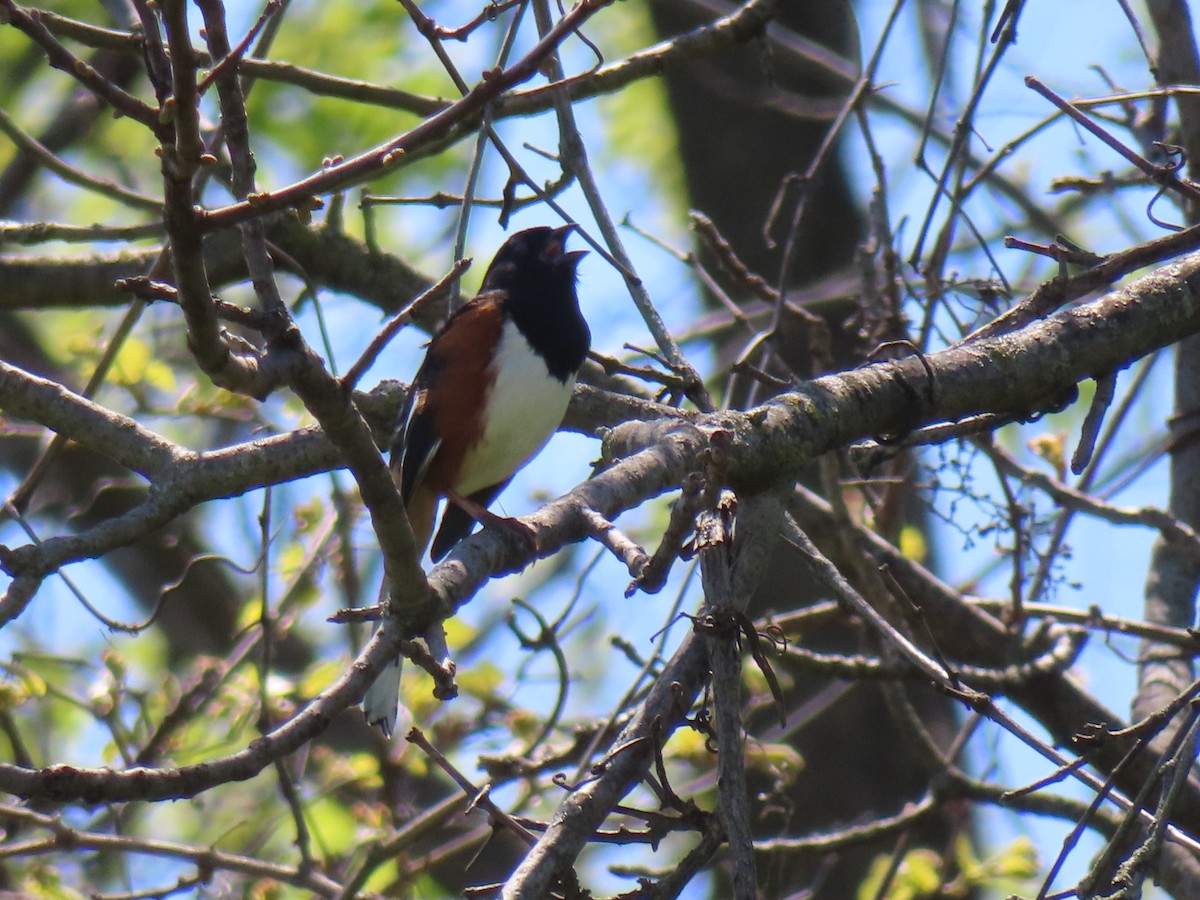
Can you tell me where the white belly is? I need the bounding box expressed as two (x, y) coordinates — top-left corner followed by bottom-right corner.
(456, 321), (575, 495)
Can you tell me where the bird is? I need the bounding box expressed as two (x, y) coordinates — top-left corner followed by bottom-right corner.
(363, 224), (590, 735)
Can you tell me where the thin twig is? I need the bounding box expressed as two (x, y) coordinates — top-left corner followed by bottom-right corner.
(340, 257), (471, 390)
(1026, 75), (1200, 204)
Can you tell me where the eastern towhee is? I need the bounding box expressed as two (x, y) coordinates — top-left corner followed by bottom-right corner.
(363, 224), (590, 734)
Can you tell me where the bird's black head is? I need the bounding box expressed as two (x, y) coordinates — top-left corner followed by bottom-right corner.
(481, 225), (590, 381)
(480, 224), (586, 295)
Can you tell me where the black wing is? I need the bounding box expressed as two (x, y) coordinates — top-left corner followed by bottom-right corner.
(393, 348), (442, 504)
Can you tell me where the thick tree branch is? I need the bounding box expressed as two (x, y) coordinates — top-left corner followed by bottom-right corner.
(3, 249), (1200, 818)
(0, 359), (183, 478)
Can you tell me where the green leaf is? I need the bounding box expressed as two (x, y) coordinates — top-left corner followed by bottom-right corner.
(305, 794), (360, 857)
(744, 741), (804, 784)
(858, 848), (943, 900)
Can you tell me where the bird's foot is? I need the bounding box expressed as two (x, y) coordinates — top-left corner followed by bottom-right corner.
(482, 513), (539, 556)
(446, 490), (539, 556)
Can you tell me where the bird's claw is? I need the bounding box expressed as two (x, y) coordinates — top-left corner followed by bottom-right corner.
(485, 514), (539, 557)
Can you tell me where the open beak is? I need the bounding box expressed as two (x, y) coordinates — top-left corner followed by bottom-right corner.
(551, 223), (587, 266)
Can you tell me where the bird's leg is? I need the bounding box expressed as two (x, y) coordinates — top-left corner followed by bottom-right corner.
(445, 490), (538, 554)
